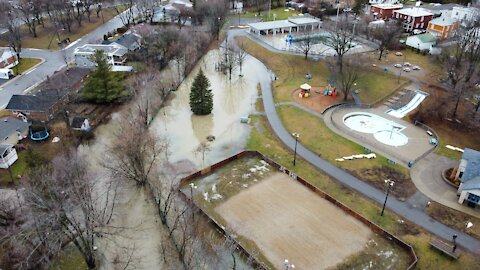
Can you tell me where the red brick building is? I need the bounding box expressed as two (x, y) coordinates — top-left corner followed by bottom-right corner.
(370, 4), (403, 20)
(393, 8), (434, 32)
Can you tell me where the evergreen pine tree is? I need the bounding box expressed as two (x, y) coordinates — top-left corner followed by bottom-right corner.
(189, 69), (213, 115)
(82, 50), (129, 103)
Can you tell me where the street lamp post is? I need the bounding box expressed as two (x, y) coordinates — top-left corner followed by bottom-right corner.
(292, 133), (300, 166)
(284, 259), (295, 269)
(381, 179), (394, 216)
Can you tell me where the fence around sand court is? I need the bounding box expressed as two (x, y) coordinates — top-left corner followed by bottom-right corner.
(178, 150), (418, 270)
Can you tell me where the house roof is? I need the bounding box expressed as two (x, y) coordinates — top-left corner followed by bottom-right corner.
(5, 94), (59, 112)
(461, 177), (480, 191)
(371, 4), (403, 9)
(0, 144), (13, 157)
(429, 16), (457, 26)
(408, 33), (437, 43)
(249, 20), (297, 31)
(71, 117), (87, 129)
(423, 3), (463, 12)
(0, 117), (30, 141)
(461, 148), (480, 183)
(74, 44), (128, 57)
(287, 17), (321, 25)
(112, 32), (142, 51)
(394, 8), (433, 17)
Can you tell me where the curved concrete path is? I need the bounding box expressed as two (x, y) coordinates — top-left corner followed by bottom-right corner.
(228, 29), (480, 254)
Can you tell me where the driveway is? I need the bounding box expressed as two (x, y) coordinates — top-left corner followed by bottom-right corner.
(411, 153), (480, 218)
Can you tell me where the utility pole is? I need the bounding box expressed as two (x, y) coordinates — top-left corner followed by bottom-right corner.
(381, 179), (394, 216)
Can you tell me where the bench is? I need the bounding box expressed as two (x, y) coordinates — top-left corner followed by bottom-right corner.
(429, 238), (460, 259)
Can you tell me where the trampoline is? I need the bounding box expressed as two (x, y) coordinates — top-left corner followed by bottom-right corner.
(30, 129), (49, 141)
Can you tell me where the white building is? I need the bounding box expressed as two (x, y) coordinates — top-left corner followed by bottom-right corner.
(0, 145), (18, 169)
(406, 33), (438, 52)
(248, 17), (321, 36)
(451, 6), (480, 26)
(74, 44), (128, 69)
(368, 0), (399, 5)
(457, 148), (480, 208)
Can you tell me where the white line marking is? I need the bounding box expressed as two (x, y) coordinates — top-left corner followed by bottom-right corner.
(23, 68), (36, 75)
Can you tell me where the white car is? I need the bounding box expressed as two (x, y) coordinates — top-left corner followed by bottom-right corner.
(403, 62), (411, 67)
(394, 64), (402, 68)
(412, 66), (421, 70)
(403, 67), (411, 72)
(395, 52), (403, 56)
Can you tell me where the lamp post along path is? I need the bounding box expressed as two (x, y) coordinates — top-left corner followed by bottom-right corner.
(381, 179), (394, 216)
(292, 133), (300, 166)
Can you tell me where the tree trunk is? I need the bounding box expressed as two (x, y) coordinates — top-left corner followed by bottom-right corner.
(452, 93), (462, 118)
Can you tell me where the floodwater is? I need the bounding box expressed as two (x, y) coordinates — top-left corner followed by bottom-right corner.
(79, 48), (270, 269)
(150, 49), (261, 168)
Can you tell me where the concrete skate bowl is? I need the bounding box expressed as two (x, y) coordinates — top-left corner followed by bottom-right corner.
(343, 112), (408, 147)
(179, 151), (418, 270)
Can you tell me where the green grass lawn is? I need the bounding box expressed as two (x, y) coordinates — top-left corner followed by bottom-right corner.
(0, 151), (27, 186)
(0, 7), (123, 50)
(13, 58), (42, 75)
(236, 36), (330, 103)
(240, 7), (302, 21)
(355, 67), (409, 104)
(246, 114), (480, 268)
(49, 245), (87, 270)
(276, 105), (416, 198)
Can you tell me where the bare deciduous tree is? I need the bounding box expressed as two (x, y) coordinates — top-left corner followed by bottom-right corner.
(13, 150), (121, 269)
(296, 29), (314, 60)
(338, 60), (362, 101)
(324, 18), (355, 73)
(372, 22), (402, 61)
(0, 4), (22, 59)
(236, 42), (248, 76)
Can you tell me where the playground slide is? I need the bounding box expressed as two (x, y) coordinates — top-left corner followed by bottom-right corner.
(387, 91), (428, 118)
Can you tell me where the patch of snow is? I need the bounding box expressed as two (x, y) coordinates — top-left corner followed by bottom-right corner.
(211, 193), (223, 200)
(212, 184), (217, 193)
(242, 184), (248, 188)
(203, 192), (210, 202)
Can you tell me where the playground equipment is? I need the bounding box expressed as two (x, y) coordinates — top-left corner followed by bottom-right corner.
(299, 83), (311, 98)
(323, 84), (337, 97)
(30, 126), (49, 141)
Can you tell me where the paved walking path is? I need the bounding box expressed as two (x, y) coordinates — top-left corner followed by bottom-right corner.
(411, 153), (480, 218)
(228, 29), (480, 254)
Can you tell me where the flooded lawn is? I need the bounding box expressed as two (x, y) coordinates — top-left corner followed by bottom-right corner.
(150, 50), (261, 168)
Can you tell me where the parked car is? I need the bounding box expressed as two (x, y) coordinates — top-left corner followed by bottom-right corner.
(412, 65), (421, 70)
(403, 67), (411, 72)
(403, 62), (411, 67)
(394, 64), (402, 68)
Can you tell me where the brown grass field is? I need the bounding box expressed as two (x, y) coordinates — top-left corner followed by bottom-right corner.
(215, 172), (372, 269)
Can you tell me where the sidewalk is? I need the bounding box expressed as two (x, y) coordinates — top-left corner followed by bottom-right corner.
(411, 153), (480, 218)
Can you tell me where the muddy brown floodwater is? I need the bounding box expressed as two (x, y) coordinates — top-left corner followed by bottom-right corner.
(150, 50), (261, 168)
(79, 48), (267, 270)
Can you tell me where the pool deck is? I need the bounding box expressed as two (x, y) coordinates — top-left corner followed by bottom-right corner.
(329, 105), (433, 165)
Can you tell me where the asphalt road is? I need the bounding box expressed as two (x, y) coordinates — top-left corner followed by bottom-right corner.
(228, 29), (480, 255)
(0, 10), (127, 108)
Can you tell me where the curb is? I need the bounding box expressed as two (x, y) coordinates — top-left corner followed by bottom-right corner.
(0, 57), (45, 90)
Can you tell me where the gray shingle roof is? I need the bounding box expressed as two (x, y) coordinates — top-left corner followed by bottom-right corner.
(461, 148), (480, 183)
(0, 117), (30, 142)
(112, 33), (141, 51)
(461, 177), (480, 191)
(5, 95), (59, 112)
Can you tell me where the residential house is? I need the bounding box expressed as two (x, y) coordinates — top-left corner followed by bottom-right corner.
(0, 145), (18, 169)
(74, 44), (128, 68)
(368, 0), (399, 4)
(422, 3), (464, 18)
(370, 4), (403, 20)
(393, 8), (434, 32)
(0, 49), (18, 69)
(406, 33), (438, 52)
(5, 95), (64, 122)
(456, 148), (480, 208)
(71, 117), (91, 131)
(0, 117), (30, 145)
(451, 6), (480, 26)
(109, 31), (142, 51)
(427, 16), (459, 39)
